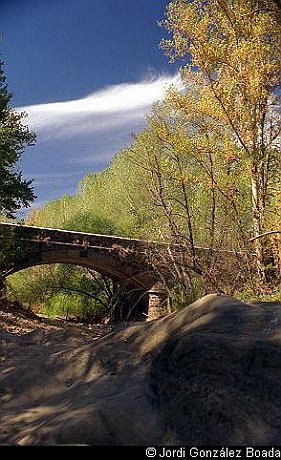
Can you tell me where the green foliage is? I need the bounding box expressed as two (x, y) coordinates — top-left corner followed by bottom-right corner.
(0, 225), (29, 273)
(65, 211), (117, 235)
(42, 292), (86, 318)
(7, 264), (108, 319)
(6, 266), (47, 308)
(0, 60), (36, 217)
(234, 284), (281, 303)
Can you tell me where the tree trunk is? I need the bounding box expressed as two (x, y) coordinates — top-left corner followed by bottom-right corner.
(0, 276), (4, 296)
(251, 163), (266, 282)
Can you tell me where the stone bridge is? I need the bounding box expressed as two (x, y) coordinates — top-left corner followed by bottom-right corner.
(0, 222), (167, 321)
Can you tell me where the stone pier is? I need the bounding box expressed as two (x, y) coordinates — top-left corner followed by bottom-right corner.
(147, 282), (169, 321)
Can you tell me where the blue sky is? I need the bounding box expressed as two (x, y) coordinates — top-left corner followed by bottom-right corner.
(0, 0), (179, 213)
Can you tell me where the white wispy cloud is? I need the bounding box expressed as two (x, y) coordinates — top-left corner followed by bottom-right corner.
(25, 171), (83, 186)
(17, 74), (181, 141)
(17, 73), (181, 206)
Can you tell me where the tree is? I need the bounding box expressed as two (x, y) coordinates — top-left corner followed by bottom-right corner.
(127, 102), (252, 303)
(0, 59), (36, 217)
(160, 0), (281, 280)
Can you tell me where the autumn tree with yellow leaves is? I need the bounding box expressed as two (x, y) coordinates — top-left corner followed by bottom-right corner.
(160, 0), (281, 281)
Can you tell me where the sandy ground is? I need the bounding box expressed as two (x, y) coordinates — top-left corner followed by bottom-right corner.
(1, 294), (281, 445)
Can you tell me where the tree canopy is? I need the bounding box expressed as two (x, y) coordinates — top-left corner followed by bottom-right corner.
(0, 60), (36, 217)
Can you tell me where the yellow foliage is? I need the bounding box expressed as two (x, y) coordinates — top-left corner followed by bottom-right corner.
(160, 0), (281, 160)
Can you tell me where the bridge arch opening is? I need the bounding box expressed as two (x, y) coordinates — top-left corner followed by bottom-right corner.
(5, 263), (150, 323)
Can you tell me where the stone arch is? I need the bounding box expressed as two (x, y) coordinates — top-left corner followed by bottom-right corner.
(0, 223), (168, 320)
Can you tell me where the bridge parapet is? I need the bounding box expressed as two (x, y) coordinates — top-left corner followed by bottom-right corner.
(0, 222), (150, 251)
